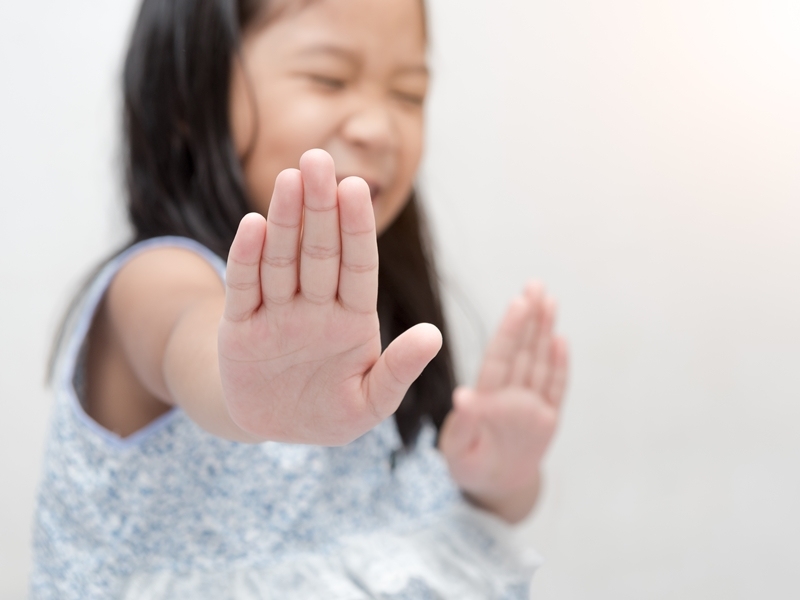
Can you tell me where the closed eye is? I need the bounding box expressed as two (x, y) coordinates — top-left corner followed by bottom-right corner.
(308, 75), (347, 90)
(393, 90), (425, 106)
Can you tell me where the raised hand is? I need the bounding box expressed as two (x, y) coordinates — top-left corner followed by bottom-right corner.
(218, 149), (442, 445)
(439, 282), (569, 513)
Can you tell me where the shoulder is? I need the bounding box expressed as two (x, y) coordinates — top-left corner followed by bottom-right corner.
(111, 237), (226, 293)
(106, 240), (225, 328)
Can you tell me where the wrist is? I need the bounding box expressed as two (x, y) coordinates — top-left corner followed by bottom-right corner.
(461, 469), (542, 524)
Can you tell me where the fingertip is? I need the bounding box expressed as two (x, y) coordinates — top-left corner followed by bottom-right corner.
(338, 175), (370, 196)
(268, 169), (304, 230)
(415, 322), (443, 355)
(299, 148), (334, 172)
(524, 279), (544, 300)
(298, 149), (337, 210)
(240, 211), (266, 229)
(452, 385), (468, 402)
(232, 212), (266, 256)
(508, 294), (529, 319)
(338, 176), (375, 233)
(452, 386), (475, 410)
(366, 324), (443, 420)
(225, 214), (266, 321)
(274, 167), (302, 189)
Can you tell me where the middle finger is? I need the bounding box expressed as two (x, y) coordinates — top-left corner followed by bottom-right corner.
(298, 149), (341, 304)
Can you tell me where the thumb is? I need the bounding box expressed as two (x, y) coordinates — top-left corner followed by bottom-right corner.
(363, 323), (442, 419)
(440, 387), (481, 458)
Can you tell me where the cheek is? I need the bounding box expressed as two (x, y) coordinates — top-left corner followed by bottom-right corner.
(260, 92), (339, 153)
(229, 61), (258, 160)
(241, 90), (342, 215)
(397, 111), (425, 193)
(375, 114), (424, 234)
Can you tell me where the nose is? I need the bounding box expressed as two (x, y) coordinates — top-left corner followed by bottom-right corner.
(339, 100), (398, 154)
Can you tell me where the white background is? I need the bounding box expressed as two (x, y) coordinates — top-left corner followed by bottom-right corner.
(1, 0), (799, 598)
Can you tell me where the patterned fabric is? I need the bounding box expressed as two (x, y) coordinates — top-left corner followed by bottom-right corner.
(30, 237), (541, 599)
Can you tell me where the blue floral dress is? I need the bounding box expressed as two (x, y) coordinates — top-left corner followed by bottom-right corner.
(30, 237), (541, 599)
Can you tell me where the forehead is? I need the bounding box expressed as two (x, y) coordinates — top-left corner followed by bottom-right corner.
(254, 0), (427, 63)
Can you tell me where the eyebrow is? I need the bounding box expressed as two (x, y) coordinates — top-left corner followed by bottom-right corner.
(295, 44), (429, 76)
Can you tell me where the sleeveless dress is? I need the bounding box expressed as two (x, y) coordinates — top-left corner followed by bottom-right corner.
(30, 237), (542, 599)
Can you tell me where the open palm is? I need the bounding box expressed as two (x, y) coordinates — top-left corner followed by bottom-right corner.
(218, 150), (441, 445)
(440, 283), (569, 499)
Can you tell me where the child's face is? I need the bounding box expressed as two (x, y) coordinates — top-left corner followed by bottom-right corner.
(230, 0), (428, 234)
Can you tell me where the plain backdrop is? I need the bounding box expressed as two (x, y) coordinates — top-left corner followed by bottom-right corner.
(1, 0), (799, 598)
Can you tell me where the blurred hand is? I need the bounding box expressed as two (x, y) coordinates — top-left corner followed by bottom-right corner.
(218, 149), (442, 445)
(439, 283), (569, 504)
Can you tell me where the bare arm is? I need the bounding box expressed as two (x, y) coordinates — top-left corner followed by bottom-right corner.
(105, 247), (259, 442)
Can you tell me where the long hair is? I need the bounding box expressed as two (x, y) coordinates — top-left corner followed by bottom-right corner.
(53, 0), (455, 446)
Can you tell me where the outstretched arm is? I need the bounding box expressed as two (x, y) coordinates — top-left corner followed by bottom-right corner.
(108, 149), (441, 445)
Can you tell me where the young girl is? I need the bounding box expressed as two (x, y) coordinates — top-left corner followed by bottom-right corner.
(33, 0), (569, 597)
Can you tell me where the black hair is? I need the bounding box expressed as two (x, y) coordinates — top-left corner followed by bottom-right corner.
(54, 0), (455, 446)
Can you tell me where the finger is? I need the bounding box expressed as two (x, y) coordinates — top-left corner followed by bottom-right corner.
(476, 296), (530, 392)
(364, 323), (442, 419)
(337, 176), (378, 314)
(507, 317), (535, 387)
(224, 213), (267, 322)
(508, 281), (544, 386)
(529, 296), (556, 392)
(440, 387), (482, 458)
(262, 168), (303, 306)
(298, 149), (341, 304)
(545, 337), (569, 408)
